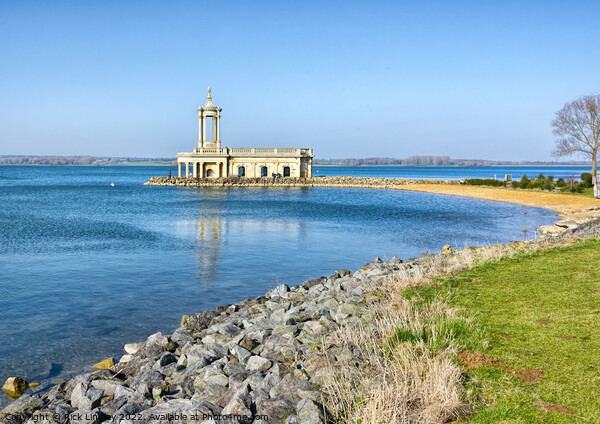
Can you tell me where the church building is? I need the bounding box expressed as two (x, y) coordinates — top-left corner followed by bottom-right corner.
(177, 88), (314, 178)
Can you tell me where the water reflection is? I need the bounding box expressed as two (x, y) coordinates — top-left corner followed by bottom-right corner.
(195, 216), (222, 285)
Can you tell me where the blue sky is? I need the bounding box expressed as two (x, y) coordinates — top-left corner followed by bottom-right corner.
(0, 0), (598, 160)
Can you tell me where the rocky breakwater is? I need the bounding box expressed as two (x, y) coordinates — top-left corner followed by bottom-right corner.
(1, 257), (416, 424)
(144, 176), (458, 189)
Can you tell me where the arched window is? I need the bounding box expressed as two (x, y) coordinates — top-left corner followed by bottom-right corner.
(238, 166), (245, 177)
(261, 166), (268, 177)
(206, 169), (214, 177)
(283, 166), (290, 177)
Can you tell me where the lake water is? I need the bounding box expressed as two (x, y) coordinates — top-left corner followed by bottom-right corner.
(0, 165), (563, 404)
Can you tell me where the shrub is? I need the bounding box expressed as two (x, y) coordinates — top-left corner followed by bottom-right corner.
(519, 175), (530, 189)
(581, 172), (593, 187)
(543, 183), (553, 191)
(557, 178), (566, 187)
(537, 173), (546, 183)
(463, 179), (506, 187)
(547, 175), (554, 183)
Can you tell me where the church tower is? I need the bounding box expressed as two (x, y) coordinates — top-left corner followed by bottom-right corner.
(197, 87), (222, 149)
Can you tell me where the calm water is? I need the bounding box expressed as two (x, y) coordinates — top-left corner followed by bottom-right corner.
(0, 165), (560, 404)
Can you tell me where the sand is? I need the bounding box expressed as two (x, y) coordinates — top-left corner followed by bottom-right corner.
(393, 184), (600, 221)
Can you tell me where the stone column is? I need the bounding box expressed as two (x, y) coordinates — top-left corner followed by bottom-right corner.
(178, 162), (182, 177)
(199, 111), (204, 148)
(185, 162), (190, 178)
(216, 116), (220, 147)
(192, 162), (197, 178)
(213, 117), (217, 146)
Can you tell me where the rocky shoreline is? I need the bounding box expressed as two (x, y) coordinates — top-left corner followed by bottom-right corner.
(3, 216), (600, 424)
(1, 252), (425, 424)
(144, 176), (458, 188)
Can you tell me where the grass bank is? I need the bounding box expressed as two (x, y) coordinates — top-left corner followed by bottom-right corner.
(322, 235), (600, 423)
(435, 238), (600, 422)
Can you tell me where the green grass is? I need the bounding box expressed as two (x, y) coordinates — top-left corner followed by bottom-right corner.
(403, 239), (600, 423)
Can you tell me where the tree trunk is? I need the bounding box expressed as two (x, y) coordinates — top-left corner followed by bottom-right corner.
(593, 152), (599, 198)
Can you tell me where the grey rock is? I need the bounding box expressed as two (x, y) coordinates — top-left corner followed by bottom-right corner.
(70, 383), (103, 410)
(269, 374), (313, 400)
(0, 394), (45, 417)
(254, 397), (296, 423)
(270, 284), (290, 297)
(55, 403), (76, 423)
(206, 322), (242, 339)
(90, 379), (124, 397)
(180, 311), (219, 332)
(246, 356), (272, 372)
(113, 385), (134, 400)
(223, 361), (245, 376)
(203, 369), (229, 387)
(99, 395), (128, 416)
(170, 329), (194, 345)
(132, 370), (165, 388)
(146, 332), (168, 357)
(68, 409), (104, 424)
(124, 342), (145, 355)
(191, 384), (227, 404)
(296, 398), (325, 424)
(108, 402), (147, 423)
(159, 353), (177, 367)
(118, 399), (220, 424)
(243, 371), (266, 390)
(230, 344), (252, 364)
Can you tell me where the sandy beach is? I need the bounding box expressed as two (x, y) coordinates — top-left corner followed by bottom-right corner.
(392, 184), (600, 219)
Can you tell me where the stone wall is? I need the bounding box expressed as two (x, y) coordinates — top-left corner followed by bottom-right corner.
(145, 176), (459, 188)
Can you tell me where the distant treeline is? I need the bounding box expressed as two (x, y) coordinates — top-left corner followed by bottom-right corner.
(0, 154), (589, 167)
(0, 155), (175, 166)
(314, 156), (588, 166)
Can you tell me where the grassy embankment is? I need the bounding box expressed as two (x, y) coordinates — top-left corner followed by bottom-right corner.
(404, 238), (600, 422)
(322, 237), (600, 423)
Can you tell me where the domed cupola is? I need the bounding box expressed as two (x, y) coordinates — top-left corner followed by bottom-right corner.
(197, 87), (222, 149)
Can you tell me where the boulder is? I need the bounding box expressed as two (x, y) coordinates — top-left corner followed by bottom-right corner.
(2, 377), (29, 399)
(246, 356), (272, 372)
(296, 398), (325, 424)
(70, 383), (103, 410)
(93, 357), (114, 370)
(124, 342), (145, 355)
(180, 311), (219, 331)
(254, 397), (296, 423)
(0, 394), (45, 416)
(69, 409), (105, 424)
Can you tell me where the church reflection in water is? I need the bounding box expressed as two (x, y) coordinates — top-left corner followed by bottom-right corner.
(194, 214), (222, 284)
(175, 189), (308, 288)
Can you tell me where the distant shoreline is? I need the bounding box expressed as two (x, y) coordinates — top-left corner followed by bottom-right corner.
(314, 164), (590, 167)
(0, 163), (590, 167)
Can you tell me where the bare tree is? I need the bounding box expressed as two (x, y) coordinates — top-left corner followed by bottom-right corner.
(552, 94), (600, 198)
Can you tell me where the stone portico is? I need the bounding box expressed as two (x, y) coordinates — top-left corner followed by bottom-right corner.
(177, 88), (314, 178)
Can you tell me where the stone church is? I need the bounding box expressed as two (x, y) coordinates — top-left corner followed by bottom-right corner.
(177, 88), (314, 178)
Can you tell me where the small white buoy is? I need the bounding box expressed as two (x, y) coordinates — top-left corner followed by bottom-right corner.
(110, 182), (115, 187)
